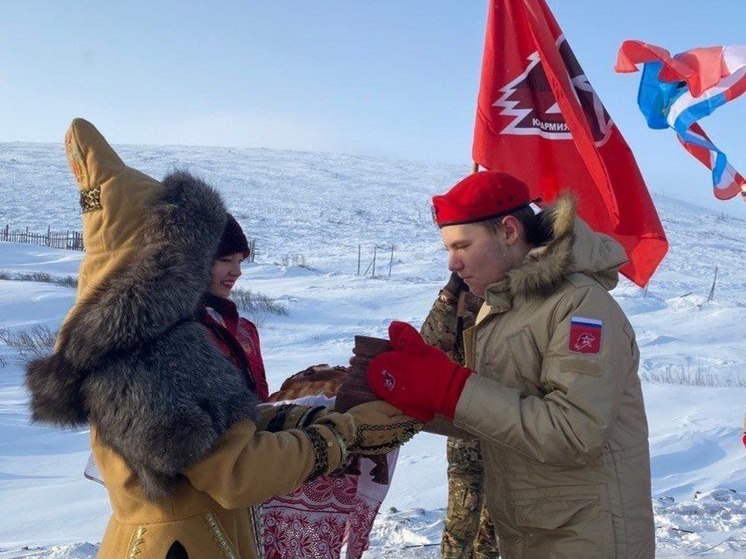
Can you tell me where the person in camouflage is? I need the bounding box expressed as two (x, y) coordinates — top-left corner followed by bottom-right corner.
(420, 272), (500, 559)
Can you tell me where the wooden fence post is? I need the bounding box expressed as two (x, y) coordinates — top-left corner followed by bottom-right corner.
(707, 266), (718, 302)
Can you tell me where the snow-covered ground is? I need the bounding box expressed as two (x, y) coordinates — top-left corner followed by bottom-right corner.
(0, 142), (744, 558)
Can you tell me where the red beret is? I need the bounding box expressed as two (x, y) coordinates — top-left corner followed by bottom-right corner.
(432, 171), (534, 228)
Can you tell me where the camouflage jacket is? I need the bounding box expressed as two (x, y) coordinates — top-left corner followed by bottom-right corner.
(420, 286), (482, 365)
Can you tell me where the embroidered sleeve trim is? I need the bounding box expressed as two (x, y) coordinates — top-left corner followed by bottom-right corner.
(322, 421), (351, 475)
(355, 420), (420, 454)
(305, 425), (331, 481)
(322, 422), (349, 466)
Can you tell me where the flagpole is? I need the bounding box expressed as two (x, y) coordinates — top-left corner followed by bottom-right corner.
(472, 162), (479, 173)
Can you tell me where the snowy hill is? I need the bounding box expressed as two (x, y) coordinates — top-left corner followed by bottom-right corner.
(0, 142), (744, 558)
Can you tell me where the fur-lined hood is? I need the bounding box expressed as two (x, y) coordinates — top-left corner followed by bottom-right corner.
(487, 195), (628, 303)
(25, 171), (260, 500)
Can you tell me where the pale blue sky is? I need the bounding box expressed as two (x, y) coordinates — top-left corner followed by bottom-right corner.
(1, 1), (745, 214)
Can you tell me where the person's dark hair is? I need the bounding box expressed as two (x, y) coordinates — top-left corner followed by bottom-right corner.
(480, 205), (552, 247)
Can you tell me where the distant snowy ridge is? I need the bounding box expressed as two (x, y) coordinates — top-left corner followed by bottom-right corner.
(0, 143), (744, 558)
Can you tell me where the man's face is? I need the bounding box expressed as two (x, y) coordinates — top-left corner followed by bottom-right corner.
(440, 222), (515, 298)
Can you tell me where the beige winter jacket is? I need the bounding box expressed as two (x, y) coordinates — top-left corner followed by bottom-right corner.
(452, 196), (655, 559)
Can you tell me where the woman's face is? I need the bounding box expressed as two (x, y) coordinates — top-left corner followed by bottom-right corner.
(209, 252), (244, 298)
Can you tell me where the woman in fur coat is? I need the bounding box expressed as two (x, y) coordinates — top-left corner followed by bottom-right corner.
(25, 118), (419, 559)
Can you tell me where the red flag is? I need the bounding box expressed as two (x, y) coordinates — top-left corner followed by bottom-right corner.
(472, 0), (668, 287)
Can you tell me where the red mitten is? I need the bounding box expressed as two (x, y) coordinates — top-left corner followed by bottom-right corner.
(366, 322), (473, 422)
(388, 321), (445, 359)
(388, 321), (426, 351)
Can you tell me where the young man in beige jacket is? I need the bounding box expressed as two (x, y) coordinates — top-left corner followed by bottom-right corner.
(368, 171), (655, 559)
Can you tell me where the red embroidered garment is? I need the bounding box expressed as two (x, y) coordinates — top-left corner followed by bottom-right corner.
(263, 473), (358, 558)
(263, 396), (398, 559)
(200, 294), (270, 401)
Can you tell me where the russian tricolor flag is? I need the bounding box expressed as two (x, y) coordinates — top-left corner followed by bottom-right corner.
(616, 41), (746, 201)
(569, 316), (603, 355)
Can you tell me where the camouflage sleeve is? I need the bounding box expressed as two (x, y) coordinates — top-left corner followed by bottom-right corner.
(421, 290), (482, 364)
(420, 290), (460, 358)
(421, 289), (480, 440)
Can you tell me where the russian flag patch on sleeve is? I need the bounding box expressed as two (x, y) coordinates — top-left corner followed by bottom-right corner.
(569, 316), (603, 354)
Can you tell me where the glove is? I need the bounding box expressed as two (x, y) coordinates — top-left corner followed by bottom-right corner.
(443, 271), (469, 299)
(437, 272), (470, 306)
(257, 403), (329, 432)
(313, 400), (422, 456)
(366, 321), (474, 422)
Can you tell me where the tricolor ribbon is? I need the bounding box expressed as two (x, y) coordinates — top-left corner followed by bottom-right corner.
(616, 41), (746, 200)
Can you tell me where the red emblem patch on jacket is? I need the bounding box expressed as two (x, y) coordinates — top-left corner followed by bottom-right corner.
(569, 316), (603, 354)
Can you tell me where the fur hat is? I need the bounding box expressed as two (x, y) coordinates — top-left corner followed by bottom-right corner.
(215, 213), (249, 259)
(27, 119), (258, 500)
(64, 118), (162, 308)
(432, 171), (536, 227)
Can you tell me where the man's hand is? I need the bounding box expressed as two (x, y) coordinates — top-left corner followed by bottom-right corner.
(443, 271), (469, 298)
(366, 321), (473, 422)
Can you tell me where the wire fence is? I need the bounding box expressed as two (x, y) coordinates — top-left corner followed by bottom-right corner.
(357, 243), (395, 277)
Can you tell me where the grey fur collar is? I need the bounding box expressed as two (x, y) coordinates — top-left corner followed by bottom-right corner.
(26, 171), (260, 500)
(507, 194), (577, 299)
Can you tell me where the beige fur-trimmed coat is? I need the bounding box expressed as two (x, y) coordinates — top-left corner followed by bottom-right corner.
(25, 119), (355, 559)
(452, 196), (655, 559)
